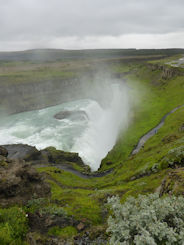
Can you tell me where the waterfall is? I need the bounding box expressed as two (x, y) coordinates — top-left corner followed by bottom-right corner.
(72, 83), (130, 171)
(0, 82), (131, 171)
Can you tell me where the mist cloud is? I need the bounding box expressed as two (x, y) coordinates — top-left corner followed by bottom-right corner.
(0, 0), (184, 50)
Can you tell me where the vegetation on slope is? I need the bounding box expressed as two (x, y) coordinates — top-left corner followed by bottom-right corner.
(0, 52), (184, 244)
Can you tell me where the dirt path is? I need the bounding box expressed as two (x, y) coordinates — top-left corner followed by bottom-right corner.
(131, 105), (184, 155)
(37, 163), (113, 179)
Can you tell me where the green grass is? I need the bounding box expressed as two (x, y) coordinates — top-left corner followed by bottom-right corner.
(37, 168), (103, 224)
(0, 70), (75, 85)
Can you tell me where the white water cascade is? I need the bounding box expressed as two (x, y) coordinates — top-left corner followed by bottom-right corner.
(72, 83), (130, 170)
(0, 83), (131, 171)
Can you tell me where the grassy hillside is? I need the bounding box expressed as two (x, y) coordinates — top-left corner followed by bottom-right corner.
(35, 56), (184, 243)
(0, 51), (184, 244)
(101, 60), (184, 170)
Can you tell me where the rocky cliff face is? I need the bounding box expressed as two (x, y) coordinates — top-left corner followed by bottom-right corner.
(0, 77), (84, 115)
(148, 63), (182, 80)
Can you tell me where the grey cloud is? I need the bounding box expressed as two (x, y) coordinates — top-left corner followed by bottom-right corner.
(0, 0), (184, 49)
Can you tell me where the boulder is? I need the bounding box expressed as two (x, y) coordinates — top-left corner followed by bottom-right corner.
(28, 211), (77, 234)
(3, 144), (42, 162)
(77, 222), (85, 231)
(54, 110), (88, 121)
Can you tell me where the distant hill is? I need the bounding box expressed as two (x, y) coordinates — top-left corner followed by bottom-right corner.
(0, 48), (184, 62)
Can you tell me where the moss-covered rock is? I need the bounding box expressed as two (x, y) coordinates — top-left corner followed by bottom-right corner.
(42, 147), (84, 166)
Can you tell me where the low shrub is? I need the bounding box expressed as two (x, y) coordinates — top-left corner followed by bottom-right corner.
(26, 197), (46, 213)
(48, 225), (77, 238)
(39, 206), (67, 217)
(26, 198), (67, 217)
(107, 193), (184, 245)
(160, 145), (184, 169)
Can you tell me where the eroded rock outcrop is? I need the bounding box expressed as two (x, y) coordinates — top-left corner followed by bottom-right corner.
(148, 63), (181, 80)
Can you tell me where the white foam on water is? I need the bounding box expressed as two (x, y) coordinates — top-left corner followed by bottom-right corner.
(0, 100), (89, 151)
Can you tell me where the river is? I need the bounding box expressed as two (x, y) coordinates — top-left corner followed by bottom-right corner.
(0, 83), (131, 171)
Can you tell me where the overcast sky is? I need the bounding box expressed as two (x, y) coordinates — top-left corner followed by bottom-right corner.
(0, 0), (184, 51)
